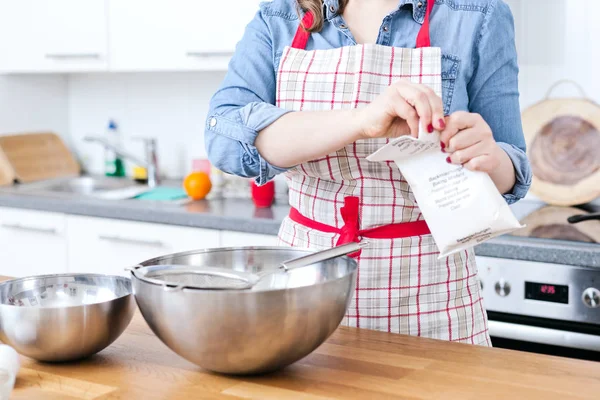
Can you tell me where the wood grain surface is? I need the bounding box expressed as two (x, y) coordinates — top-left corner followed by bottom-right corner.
(7, 280), (600, 399)
(521, 97), (600, 206)
(0, 132), (80, 183)
(0, 147), (15, 187)
(512, 205), (600, 243)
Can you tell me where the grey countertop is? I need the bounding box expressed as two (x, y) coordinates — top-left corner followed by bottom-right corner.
(0, 187), (598, 268)
(0, 189), (289, 235)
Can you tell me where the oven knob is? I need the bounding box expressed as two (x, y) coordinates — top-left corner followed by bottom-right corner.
(582, 288), (600, 308)
(495, 279), (510, 297)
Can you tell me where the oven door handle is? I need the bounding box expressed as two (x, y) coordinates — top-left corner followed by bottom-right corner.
(488, 320), (600, 352)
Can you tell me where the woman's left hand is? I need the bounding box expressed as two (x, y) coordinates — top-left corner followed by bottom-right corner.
(439, 111), (505, 173)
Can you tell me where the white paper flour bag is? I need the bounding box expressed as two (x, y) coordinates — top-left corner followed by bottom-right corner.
(367, 129), (524, 258)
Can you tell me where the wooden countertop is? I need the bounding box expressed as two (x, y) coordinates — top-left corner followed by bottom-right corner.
(9, 300), (600, 399)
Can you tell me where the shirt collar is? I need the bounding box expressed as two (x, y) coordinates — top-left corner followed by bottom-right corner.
(323, 0), (427, 24)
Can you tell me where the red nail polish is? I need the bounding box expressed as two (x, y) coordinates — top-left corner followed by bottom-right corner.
(440, 142), (446, 150)
(439, 119), (446, 129)
(446, 156), (451, 164)
(427, 124), (434, 133)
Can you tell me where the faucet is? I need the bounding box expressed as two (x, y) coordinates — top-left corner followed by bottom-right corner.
(84, 136), (160, 188)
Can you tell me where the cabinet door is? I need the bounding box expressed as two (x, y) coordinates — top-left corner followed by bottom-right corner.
(0, 208), (67, 277)
(66, 216), (220, 276)
(108, 0), (262, 71)
(220, 231), (279, 248)
(0, 0), (108, 73)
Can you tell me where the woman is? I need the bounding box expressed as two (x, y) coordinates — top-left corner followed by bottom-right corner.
(205, 0), (531, 346)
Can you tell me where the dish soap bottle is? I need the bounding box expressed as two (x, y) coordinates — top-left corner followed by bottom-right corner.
(105, 120), (125, 177)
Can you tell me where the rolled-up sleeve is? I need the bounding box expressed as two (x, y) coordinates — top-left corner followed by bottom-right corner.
(467, 0), (532, 204)
(205, 6), (292, 185)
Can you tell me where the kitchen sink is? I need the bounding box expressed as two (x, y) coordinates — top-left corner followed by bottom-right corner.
(0, 175), (190, 203)
(2, 176), (151, 200)
(40, 176), (140, 195)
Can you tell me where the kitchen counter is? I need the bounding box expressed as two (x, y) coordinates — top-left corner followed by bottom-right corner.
(12, 311), (600, 399)
(0, 188), (599, 267)
(0, 188), (289, 236)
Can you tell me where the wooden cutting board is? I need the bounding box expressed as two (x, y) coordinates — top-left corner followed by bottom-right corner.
(522, 80), (600, 206)
(0, 132), (80, 183)
(0, 147), (15, 186)
(511, 206), (600, 243)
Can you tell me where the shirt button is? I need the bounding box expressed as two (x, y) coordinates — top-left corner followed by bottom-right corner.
(417, 1), (423, 8)
(329, 5), (336, 13)
(209, 117), (217, 127)
(383, 25), (389, 32)
(339, 24), (347, 29)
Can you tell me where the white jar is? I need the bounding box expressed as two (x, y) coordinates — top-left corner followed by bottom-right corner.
(0, 344), (19, 400)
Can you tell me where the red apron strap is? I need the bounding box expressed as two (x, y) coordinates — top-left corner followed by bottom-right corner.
(416, 0), (435, 48)
(293, 2), (434, 50)
(288, 196), (431, 258)
(291, 11), (314, 49)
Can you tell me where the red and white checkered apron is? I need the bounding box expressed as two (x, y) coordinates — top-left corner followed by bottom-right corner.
(276, 4), (490, 345)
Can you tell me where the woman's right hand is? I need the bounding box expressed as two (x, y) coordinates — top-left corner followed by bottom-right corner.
(355, 80), (446, 139)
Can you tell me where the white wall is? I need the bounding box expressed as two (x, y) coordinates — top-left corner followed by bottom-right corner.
(507, 0), (600, 108)
(68, 71), (226, 178)
(0, 74), (68, 139)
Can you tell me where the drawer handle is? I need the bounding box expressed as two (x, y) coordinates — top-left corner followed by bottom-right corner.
(1, 223), (58, 235)
(185, 51), (233, 58)
(45, 53), (101, 60)
(98, 235), (165, 248)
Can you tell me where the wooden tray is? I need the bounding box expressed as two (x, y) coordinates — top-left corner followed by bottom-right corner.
(511, 206), (600, 243)
(0, 132), (80, 183)
(522, 80), (600, 206)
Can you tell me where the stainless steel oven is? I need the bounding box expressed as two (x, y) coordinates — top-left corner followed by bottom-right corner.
(477, 255), (600, 361)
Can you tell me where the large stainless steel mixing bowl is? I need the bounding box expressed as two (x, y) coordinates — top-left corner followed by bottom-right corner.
(130, 246), (358, 375)
(0, 274), (134, 362)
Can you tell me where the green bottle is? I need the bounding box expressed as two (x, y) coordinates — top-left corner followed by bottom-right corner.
(105, 120), (125, 178)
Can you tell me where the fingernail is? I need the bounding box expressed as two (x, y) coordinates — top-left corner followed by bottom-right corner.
(446, 156), (451, 164)
(439, 119), (446, 129)
(440, 142), (446, 150)
(427, 124), (434, 133)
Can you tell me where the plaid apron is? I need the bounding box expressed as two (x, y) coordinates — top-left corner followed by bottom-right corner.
(276, 3), (490, 345)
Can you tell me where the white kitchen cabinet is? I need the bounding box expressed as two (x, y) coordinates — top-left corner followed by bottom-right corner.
(220, 231), (278, 248)
(0, 0), (108, 73)
(0, 207), (68, 277)
(66, 216), (219, 276)
(108, 0), (263, 71)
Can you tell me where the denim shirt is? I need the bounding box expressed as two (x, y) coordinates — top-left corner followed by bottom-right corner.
(205, 0), (532, 204)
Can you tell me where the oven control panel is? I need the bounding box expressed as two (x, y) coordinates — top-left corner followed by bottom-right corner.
(475, 256), (600, 324)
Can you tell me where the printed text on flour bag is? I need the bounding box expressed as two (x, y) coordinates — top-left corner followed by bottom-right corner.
(367, 132), (523, 258)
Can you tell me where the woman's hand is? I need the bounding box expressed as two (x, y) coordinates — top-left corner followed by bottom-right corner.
(355, 80), (446, 139)
(440, 111), (505, 173)
(440, 111), (517, 193)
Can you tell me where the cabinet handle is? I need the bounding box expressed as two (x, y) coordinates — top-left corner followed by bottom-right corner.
(185, 51), (233, 58)
(1, 223), (58, 235)
(45, 53), (101, 60)
(98, 235), (165, 248)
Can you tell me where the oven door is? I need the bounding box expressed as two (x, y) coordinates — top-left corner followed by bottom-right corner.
(488, 311), (600, 361)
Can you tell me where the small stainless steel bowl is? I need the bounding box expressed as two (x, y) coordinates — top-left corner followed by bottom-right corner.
(0, 274), (134, 362)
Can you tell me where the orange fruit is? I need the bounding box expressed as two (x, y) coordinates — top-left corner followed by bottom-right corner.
(183, 172), (212, 200)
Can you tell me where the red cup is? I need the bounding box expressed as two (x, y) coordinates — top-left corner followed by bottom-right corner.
(251, 180), (275, 208)
(191, 158), (211, 175)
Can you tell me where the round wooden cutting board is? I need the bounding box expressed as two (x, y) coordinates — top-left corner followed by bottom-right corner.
(511, 206), (600, 243)
(521, 81), (600, 206)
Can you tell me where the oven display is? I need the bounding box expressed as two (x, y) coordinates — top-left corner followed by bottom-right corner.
(525, 282), (568, 304)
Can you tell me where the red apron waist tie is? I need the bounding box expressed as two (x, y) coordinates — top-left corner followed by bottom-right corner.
(288, 196), (431, 257)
